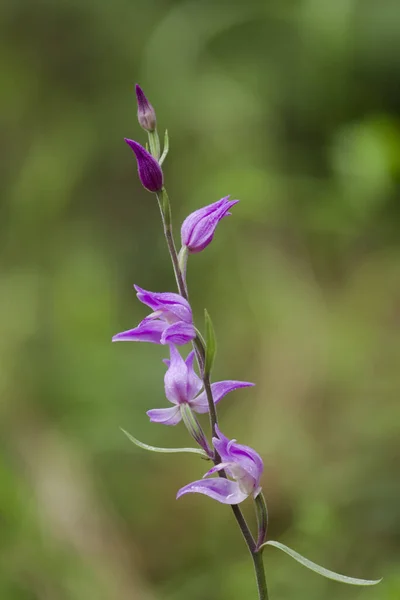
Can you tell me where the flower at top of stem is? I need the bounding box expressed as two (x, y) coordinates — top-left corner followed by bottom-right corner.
(176, 426), (263, 504)
(135, 84), (157, 132)
(147, 345), (254, 425)
(125, 138), (163, 193)
(112, 286), (196, 346)
(181, 196), (239, 253)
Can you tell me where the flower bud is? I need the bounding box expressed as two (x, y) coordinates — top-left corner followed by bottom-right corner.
(181, 196), (239, 253)
(135, 84), (157, 132)
(125, 138), (164, 193)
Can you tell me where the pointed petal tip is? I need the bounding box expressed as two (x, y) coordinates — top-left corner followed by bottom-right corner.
(146, 406), (182, 426)
(176, 478), (248, 504)
(112, 333), (126, 342)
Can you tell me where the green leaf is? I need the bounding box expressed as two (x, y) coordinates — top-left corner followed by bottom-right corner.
(204, 309), (217, 377)
(262, 541), (382, 586)
(147, 130), (160, 160)
(159, 129), (169, 166)
(121, 428), (209, 458)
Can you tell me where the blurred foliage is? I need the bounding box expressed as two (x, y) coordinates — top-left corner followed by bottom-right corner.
(1, 0), (400, 599)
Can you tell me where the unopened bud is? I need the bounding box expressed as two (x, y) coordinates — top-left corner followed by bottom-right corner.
(135, 84), (157, 132)
(124, 138), (163, 193)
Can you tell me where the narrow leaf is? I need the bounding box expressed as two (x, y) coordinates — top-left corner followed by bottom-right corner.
(159, 129), (169, 166)
(121, 428), (209, 458)
(204, 309), (217, 377)
(262, 541), (382, 586)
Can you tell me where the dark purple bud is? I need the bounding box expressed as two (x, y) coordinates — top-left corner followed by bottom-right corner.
(135, 84), (157, 132)
(125, 138), (164, 193)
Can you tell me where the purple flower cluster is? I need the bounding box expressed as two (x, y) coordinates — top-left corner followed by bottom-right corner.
(113, 282), (259, 504)
(114, 84), (264, 506)
(112, 84), (382, 595)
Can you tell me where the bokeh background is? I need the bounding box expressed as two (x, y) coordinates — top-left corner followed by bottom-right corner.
(1, 0), (399, 598)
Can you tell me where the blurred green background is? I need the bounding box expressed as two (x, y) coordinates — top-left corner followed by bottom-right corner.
(1, 0), (399, 598)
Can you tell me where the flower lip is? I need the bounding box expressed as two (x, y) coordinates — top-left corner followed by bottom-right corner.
(125, 138), (163, 193)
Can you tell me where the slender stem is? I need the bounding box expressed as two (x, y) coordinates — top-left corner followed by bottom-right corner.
(193, 337), (218, 436)
(180, 404), (213, 458)
(155, 183), (268, 599)
(156, 191), (188, 299)
(231, 503), (256, 553)
(255, 492), (269, 550)
(253, 551), (269, 600)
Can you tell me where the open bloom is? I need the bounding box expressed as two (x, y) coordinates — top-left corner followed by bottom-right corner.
(125, 138), (163, 192)
(112, 286), (196, 346)
(177, 427), (263, 504)
(181, 196), (239, 253)
(147, 345), (254, 425)
(135, 84), (156, 132)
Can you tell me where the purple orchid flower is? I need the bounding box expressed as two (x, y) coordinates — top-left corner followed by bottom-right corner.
(112, 286), (196, 346)
(181, 196), (239, 253)
(176, 426), (263, 504)
(125, 138), (163, 193)
(135, 84), (156, 132)
(147, 345), (254, 425)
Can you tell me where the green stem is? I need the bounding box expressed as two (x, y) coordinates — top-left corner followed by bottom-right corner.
(155, 182), (266, 598)
(156, 190), (188, 299)
(148, 130), (160, 160)
(180, 404), (213, 457)
(255, 492), (269, 550)
(253, 551), (269, 600)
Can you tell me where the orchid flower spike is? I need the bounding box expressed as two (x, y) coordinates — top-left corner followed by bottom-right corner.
(135, 84), (157, 132)
(181, 196), (239, 253)
(147, 345), (254, 425)
(125, 138), (163, 193)
(177, 426), (263, 504)
(112, 286), (196, 346)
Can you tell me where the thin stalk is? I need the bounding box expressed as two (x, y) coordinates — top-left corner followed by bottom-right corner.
(155, 182), (268, 599)
(253, 550), (269, 600)
(255, 492), (269, 550)
(180, 404), (213, 458)
(156, 191), (188, 299)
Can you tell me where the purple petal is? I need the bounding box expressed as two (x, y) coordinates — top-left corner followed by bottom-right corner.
(203, 460), (248, 485)
(147, 406), (182, 425)
(164, 345), (189, 404)
(161, 322), (196, 345)
(176, 477), (248, 504)
(211, 425), (231, 457)
(112, 319), (166, 344)
(225, 440), (264, 486)
(135, 84), (156, 131)
(125, 139), (163, 192)
(134, 286), (192, 323)
(185, 351), (203, 399)
(181, 196), (239, 253)
(212, 426), (264, 490)
(203, 462), (232, 477)
(190, 380), (254, 413)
